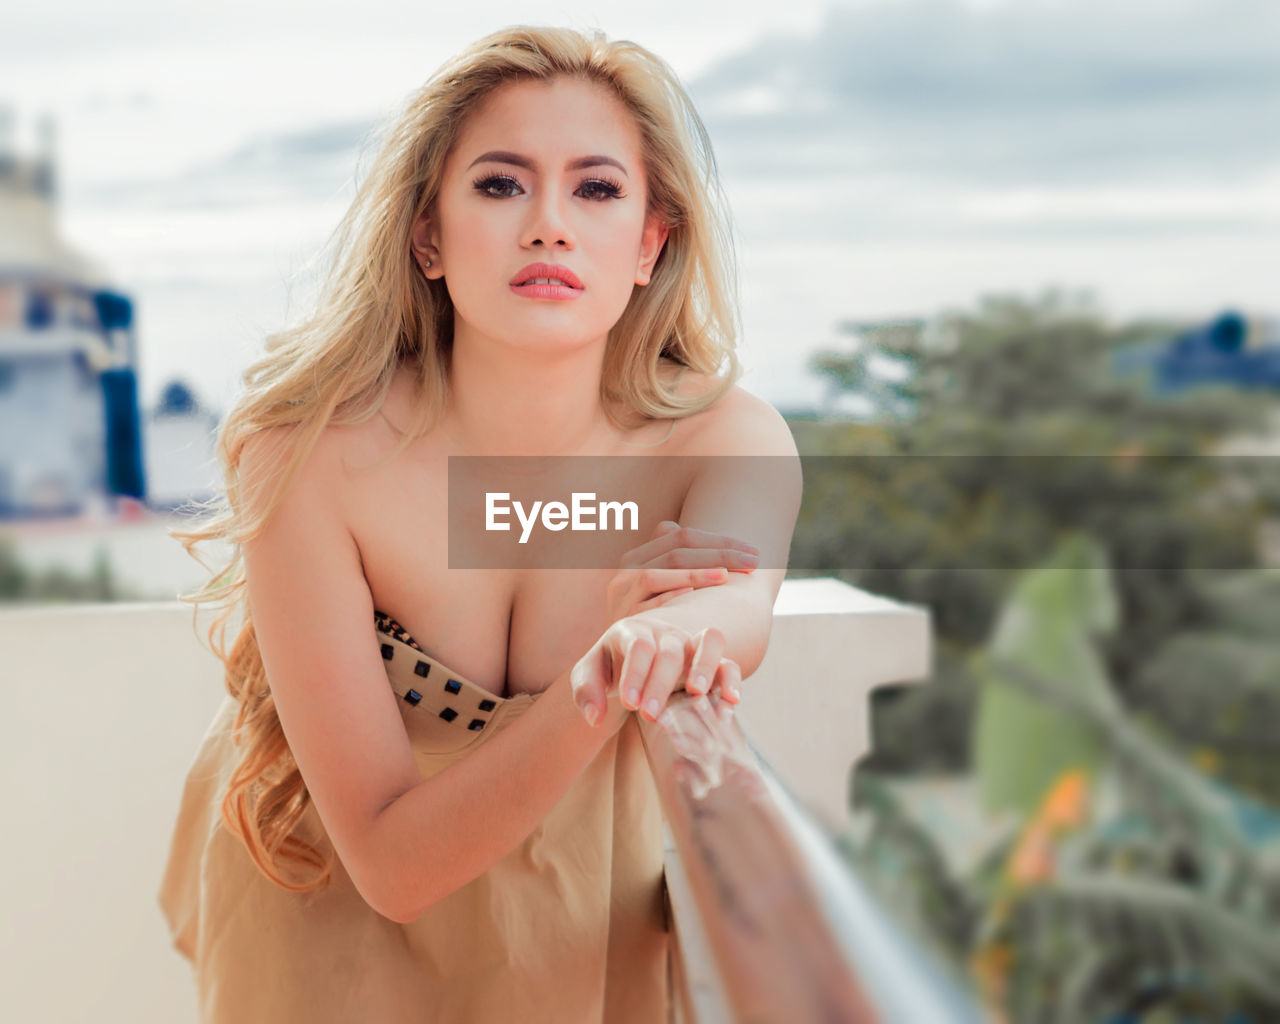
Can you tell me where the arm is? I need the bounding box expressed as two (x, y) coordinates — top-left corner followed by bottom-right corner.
(240, 427), (628, 926)
(626, 570), (778, 683)
(370, 666), (626, 923)
(633, 390), (801, 680)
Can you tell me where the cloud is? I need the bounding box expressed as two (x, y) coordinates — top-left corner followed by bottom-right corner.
(689, 0), (1280, 187)
(221, 119), (375, 167)
(80, 116), (375, 210)
(74, 0), (1280, 244)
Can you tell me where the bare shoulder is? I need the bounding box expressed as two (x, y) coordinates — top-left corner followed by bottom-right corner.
(238, 419), (351, 518)
(667, 372), (802, 596)
(239, 366), (418, 507)
(667, 369), (798, 459)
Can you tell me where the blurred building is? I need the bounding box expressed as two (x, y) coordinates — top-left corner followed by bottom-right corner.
(1152, 311), (1280, 394)
(144, 379), (220, 511)
(1109, 309), (1280, 410)
(0, 106), (145, 519)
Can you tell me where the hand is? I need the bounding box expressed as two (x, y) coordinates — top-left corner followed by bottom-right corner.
(571, 612), (742, 727)
(605, 520), (759, 621)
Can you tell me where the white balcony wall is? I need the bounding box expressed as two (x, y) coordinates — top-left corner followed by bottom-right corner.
(0, 579), (929, 1023)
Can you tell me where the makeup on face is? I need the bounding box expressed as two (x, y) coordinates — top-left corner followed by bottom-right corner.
(429, 76), (660, 357)
(509, 260), (585, 301)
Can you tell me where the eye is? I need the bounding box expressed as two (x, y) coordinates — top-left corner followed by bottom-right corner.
(577, 176), (627, 201)
(471, 173), (522, 198)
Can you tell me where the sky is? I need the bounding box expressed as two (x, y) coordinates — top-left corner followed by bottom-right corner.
(3, 0), (1277, 414)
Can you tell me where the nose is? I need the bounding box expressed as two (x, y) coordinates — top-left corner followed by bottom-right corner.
(519, 186), (575, 250)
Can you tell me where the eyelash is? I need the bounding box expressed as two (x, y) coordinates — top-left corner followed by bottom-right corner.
(470, 173), (627, 201)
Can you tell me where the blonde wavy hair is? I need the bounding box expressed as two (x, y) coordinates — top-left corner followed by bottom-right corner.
(172, 24), (742, 892)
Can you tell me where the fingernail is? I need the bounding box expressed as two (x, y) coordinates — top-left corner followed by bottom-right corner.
(626, 688), (639, 708)
(737, 552), (758, 567)
(584, 703), (599, 726)
(644, 698), (661, 719)
(688, 672), (705, 694)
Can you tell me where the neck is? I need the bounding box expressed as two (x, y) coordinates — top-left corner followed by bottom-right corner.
(444, 334), (622, 456)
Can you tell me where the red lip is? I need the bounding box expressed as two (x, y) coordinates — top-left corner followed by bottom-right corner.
(509, 262), (584, 289)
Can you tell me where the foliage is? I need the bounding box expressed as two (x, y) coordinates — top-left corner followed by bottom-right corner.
(793, 288), (1280, 793)
(0, 532), (146, 603)
(843, 536), (1280, 1023)
(973, 534), (1114, 818)
(1126, 572), (1280, 806)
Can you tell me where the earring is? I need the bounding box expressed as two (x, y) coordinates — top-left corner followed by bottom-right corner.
(424, 259), (432, 267)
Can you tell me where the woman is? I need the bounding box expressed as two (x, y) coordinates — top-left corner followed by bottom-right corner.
(159, 24), (800, 1023)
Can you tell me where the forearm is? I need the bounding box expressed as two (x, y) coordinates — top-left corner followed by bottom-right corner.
(633, 571), (780, 679)
(370, 671), (616, 923)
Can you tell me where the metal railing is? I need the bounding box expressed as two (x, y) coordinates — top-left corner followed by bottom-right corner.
(635, 578), (988, 1024)
(639, 693), (988, 1024)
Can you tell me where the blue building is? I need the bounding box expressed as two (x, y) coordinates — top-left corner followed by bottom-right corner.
(0, 108), (145, 518)
(1152, 311), (1280, 395)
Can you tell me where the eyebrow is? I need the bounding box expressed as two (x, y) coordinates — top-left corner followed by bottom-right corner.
(466, 150), (630, 177)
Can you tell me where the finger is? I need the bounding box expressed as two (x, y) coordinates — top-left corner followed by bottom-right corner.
(652, 547), (758, 572)
(627, 526), (759, 569)
(684, 627), (725, 697)
(657, 525), (758, 555)
(618, 631), (657, 712)
(712, 657), (742, 705)
(638, 631), (686, 721)
(569, 643), (610, 724)
(620, 520), (683, 569)
(638, 567), (727, 598)
(689, 567), (733, 588)
(655, 540), (752, 570)
(634, 587), (693, 613)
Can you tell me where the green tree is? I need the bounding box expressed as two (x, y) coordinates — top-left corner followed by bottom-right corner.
(843, 535), (1280, 1023)
(795, 289), (1279, 785)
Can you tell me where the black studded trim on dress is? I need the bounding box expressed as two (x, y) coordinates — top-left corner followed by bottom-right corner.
(373, 609), (502, 731)
(373, 609), (425, 652)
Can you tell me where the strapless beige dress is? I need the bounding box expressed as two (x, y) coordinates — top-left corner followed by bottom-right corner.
(158, 611), (672, 1023)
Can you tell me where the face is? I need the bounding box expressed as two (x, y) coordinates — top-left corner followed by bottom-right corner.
(411, 76), (669, 359)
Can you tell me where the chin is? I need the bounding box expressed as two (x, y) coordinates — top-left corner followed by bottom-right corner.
(493, 315), (620, 353)
(514, 331), (609, 357)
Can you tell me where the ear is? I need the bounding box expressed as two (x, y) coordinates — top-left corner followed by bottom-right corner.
(634, 213), (670, 287)
(410, 210), (443, 278)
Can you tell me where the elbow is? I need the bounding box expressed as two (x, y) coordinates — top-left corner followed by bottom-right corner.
(353, 863), (412, 924)
(370, 879), (412, 925)
(381, 899), (422, 927)
(383, 881), (452, 925)
(350, 811), (434, 925)
(709, 599), (773, 680)
(735, 636), (769, 680)
(362, 868), (433, 925)
(362, 841), (455, 924)
(732, 614), (774, 680)
(733, 582), (779, 680)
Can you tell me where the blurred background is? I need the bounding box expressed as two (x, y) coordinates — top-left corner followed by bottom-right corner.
(2, 0), (1278, 1020)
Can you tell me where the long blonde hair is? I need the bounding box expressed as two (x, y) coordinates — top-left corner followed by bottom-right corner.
(173, 24), (742, 891)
